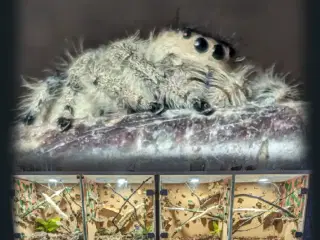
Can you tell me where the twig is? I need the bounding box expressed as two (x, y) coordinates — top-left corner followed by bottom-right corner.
(270, 182), (281, 199)
(185, 182), (201, 206)
(233, 208), (275, 213)
(65, 189), (82, 208)
(118, 204), (145, 230)
(236, 216), (295, 233)
(199, 193), (221, 208)
(106, 183), (145, 229)
(232, 190), (298, 234)
(59, 224), (72, 234)
(234, 194), (296, 218)
(42, 192), (69, 219)
(111, 177), (152, 231)
(19, 188), (66, 218)
(164, 207), (204, 213)
(172, 204), (222, 235)
(62, 191), (81, 228)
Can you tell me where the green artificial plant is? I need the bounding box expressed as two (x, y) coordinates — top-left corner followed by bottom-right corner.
(210, 221), (221, 237)
(35, 217), (61, 233)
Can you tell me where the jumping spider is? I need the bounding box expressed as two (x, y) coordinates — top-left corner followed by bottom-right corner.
(18, 27), (299, 131)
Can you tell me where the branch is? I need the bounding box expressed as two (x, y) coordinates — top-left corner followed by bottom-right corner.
(185, 182), (201, 206)
(118, 203), (145, 230)
(111, 177), (152, 231)
(234, 194), (296, 218)
(232, 190), (299, 234)
(172, 204), (223, 235)
(65, 189), (82, 208)
(59, 224), (72, 234)
(13, 103), (308, 172)
(164, 207), (204, 213)
(199, 193), (221, 208)
(42, 192), (69, 219)
(62, 191), (81, 228)
(106, 183), (145, 229)
(19, 188), (66, 218)
(233, 208), (277, 213)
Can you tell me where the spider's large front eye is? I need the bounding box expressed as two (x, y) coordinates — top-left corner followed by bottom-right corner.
(182, 28), (192, 39)
(212, 44), (225, 60)
(194, 37), (209, 53)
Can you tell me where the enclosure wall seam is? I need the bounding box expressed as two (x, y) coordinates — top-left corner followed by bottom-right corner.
(78, 174), (88, 240)
(301, 174), (310, 236)
(227, 174), (235, 240)
(154, 175), (160, 240)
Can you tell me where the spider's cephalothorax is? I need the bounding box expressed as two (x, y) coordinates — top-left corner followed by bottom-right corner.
(17, 28), (300, 131)
(145, 27), (237, 67)
(146, 27), (300, 109)
(145, 27), (255, 109)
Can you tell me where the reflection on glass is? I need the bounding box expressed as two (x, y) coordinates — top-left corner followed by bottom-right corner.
(232, 174), (309, 240)
(83, 175), (155, 240)
(12, 175), (84, 239)
(160, 175), (232, 240)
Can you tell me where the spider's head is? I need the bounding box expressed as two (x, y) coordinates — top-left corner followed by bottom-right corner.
(146, 27), (238, 69)
(145, 27), (254, 108)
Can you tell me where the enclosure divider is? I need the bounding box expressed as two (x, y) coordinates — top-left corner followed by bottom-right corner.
(227, 174), (235, 240)
(78, 174), (88, 240)
(154, 175), (160, 240)
(303, 174), (312, 238)
(300, 174), (310, 236)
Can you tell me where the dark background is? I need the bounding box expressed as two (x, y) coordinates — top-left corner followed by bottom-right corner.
(17, 0), (305, 84)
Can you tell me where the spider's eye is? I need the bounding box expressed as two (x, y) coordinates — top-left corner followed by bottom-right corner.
(212, 44), (225, 60)
(182, 28), (192, 39)
(194, 37), (209, 53)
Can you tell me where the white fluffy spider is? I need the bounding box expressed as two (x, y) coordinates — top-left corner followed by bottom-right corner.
(17, 27), (300, 132)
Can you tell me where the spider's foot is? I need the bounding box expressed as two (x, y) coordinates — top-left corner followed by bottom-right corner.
(57, 117), (73, 132)
(193, 99), (215, 116)
(150, 102), (166, 115)
(23, 112), (36, 125)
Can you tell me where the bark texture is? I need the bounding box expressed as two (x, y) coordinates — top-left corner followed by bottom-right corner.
(12, 103), (309, 172)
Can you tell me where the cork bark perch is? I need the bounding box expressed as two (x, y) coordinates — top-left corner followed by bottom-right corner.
(12, 102), (309, 172)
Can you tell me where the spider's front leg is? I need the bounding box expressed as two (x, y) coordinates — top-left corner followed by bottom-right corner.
(57, 106), (74, 132)
(178, 65), (216, 116)
(19, 76), (64, 126)
(120, 83), (166, 116)
(119, 54), (168, 115)
(55, 85), (78, 132)
(126, 54), (166, 86)
(192, 98), (215, 116)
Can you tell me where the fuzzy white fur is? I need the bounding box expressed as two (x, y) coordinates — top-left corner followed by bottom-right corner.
(17, 28), (300, 130)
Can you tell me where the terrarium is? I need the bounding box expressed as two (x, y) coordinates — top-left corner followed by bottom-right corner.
(12, 175), (84, 240)
(159, 175), (232, 240)
(231, 174), (309, 240)
(11, 173), (310, 240)
(82, 175), (155, 240)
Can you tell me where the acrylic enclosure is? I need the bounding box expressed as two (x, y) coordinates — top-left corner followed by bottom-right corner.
(11, 173), (310, 240)
(12, 175), (85, 240)
(159, 175), (232, 240)
(82, 175), (155, 240)
(232, 174), (309, 240)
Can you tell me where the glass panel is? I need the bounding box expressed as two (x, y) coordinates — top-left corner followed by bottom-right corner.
(232, 174), (310, 240)
(160, 175), (232, 240)
(12, 175), (84, 239)
(83, 175), (155, 240)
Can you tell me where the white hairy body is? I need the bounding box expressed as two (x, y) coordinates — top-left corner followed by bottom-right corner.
(17, 28), (299, 131)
